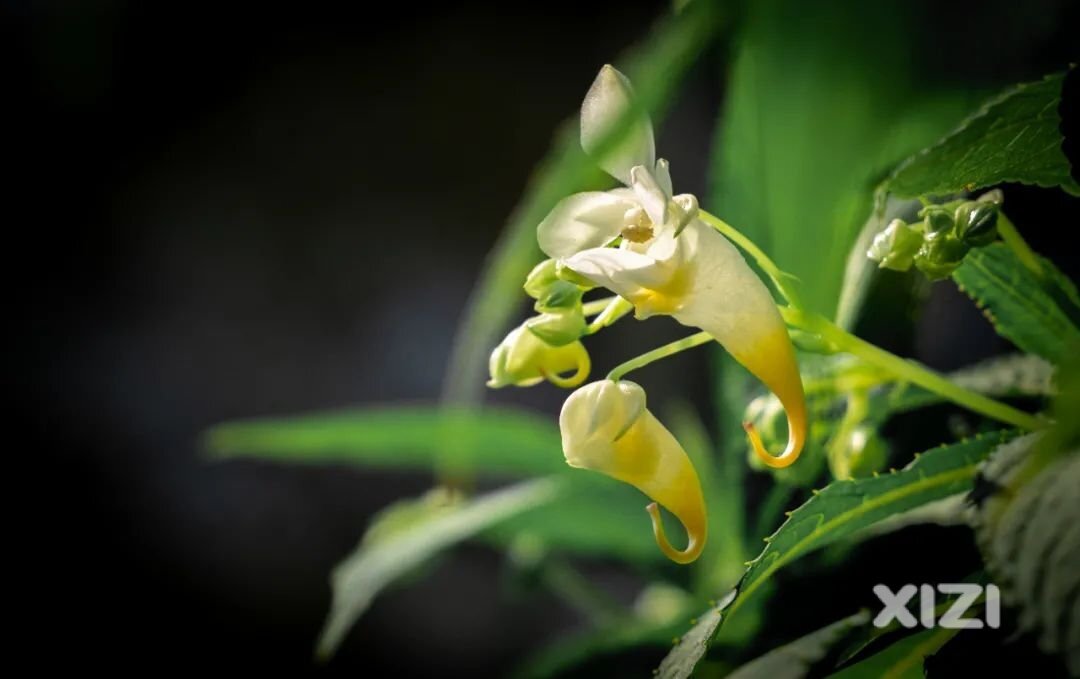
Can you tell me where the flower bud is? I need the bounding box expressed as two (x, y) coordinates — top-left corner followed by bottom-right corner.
(525, 308), (586, 346)
(954, 200), (999, 246)
(914, 231), (970, 280)
(560, 380), (707, 564)
(487, 324), (590, 389)
(920, 205), (955, 235)
(523, 259), (560, 299)
(868, 219), (922, 272)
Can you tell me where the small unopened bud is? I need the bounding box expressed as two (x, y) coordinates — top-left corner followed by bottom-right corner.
(523, 259), (560, 300)
(526, 308), (586, 346)
(954, 201), (999, 246)
(555, 261), (597, 289)
(914, 231), (970, 280)
(868, 219), (922, 271)
(920, 205), (955, 235)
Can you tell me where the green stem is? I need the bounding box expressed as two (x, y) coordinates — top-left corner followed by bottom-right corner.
(586, 296), (633, 334)
(607, 331), (714, 381)
(699, 209), (804, 309)
(782, 307), (1046, 431)
(581, 296), (617, 316)
(997, 212), (1044, 278)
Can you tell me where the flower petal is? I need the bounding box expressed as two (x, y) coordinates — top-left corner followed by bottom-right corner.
(580, 65), (656, 185)
(630, 165), (668, 226)
(654, 158), (674, 196)
(560, 380), (707, 564)
(671, 221), (807, 468)
(563, 246), (671, 299)
(537, 191), (636, 260)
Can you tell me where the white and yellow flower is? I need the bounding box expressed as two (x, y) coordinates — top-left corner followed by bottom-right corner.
(560, 379), (706, 563)
(539, 65), (806, 468)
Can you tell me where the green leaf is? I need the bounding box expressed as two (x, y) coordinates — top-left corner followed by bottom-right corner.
(657, 430), (1014, 678)
(316, 478), (560, 659)
(711, 0), (987, 316)
(484, 476), (666, 562)
(952, 243), (1080, 364)
(726, 610), (871, 679)
(656, 599), (727, 679)
(205, 405), (565, 477)
(827, 627), (959, 679)
(888, 71), (1080, 199)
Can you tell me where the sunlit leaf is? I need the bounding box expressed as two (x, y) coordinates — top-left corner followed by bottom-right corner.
(657, 430), (1014, 678)
(952, 243), (1080, 364)
(888, 70), (1079, 198)
(206, 405), (565, 476)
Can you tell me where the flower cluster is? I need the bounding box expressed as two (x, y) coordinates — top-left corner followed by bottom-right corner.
(868, 190), (1002, 280)
(487, 65), (809, 564)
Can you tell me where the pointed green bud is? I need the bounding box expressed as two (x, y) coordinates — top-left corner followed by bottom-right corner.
(868, 219), (922, 271)
(914, 231), (970, 280)
(523, 259), (560, 300)
(919, 205), (955, 235)
(535, 280), (583, 311)
(555, 261), (596, 289)
(525, 308), (587, 346)
(954, 200), (999, 246)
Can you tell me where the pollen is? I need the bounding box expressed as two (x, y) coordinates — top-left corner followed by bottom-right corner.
(622, 224), (655, 243)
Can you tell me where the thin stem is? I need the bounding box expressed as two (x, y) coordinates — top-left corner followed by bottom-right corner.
(997, 212), (1044, 278)
(782, 308), (1046, 431)
(541, 559), (626, 627)
(586, 296), (633, 334)
(582, 296), (618, 316)
(699, 210), (804, 309)
(607, 331), (714, 381)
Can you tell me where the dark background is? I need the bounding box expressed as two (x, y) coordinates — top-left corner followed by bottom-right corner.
(15, 1), (1079, 676)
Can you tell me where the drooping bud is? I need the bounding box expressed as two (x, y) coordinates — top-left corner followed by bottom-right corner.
(525, 308), (586, 346)
(559, 380), (707, 564)
(868, 218), (923, 272)
(488, 324), (590, 389)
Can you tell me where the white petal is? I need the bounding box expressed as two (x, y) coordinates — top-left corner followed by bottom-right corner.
(630, 165), (668, 226)
(537, 191), (636, 259)
(559, 379), (646, 469)
(654, 158), (674, 196)
(669, 220), (786, 354)
(563, 246), (671, 300)
(580, 65), (656, 185)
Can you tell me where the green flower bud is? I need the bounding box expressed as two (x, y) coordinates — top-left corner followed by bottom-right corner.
(868, 219), (922, 271)
(487, 323), (590, 389)
(525, 307), (586, 346)
(535, 280), (583, 311)
(919, 205), (955, 235)
(914, 231), (970, 280)
(523, 259), (560, 300)
(954, 200), (999, 246)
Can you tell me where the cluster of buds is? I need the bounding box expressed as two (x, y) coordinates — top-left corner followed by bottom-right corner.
(868, 190), (1003, 280)
(487, 259), (592, 389)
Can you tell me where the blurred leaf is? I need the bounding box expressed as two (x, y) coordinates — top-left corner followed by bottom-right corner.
(866, 353), (1055, 425)
(888, 70), (1080, 198)
(725, 610), (871, 679)
(711, 0), (985, 316)
(514, 620), (680, 679)
(316, 478), (560, 659)
(657, 430), (1014, 678)
(484, 476), (666, 562)
(827, 627), (959, 679)
(952, 243), (1080, 364)
(440, 0), (727, 474)
(206, 405), (565, 477)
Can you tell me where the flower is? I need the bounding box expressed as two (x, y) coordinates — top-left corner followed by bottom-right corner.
(560, 380), (706, 563)
(488, 323), (590, 388)
(538, 65), (806, 468)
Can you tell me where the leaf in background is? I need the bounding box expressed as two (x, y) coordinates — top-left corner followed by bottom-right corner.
(656, 597), (727, 679)
(725, 610), (871, 679)
(316, 478), (560, 659)
(206, 405), (565, 477)
(952, 243), (1080, 364)
(484, 476), (667, 562)
(865, 353), (1055, 425)
(657, 430), (1014, 678)
(827, 626), (959, 679)
(888, 70), (1080, 199)
(439, 0), (727, 473)
(711, 0), (985, 317)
